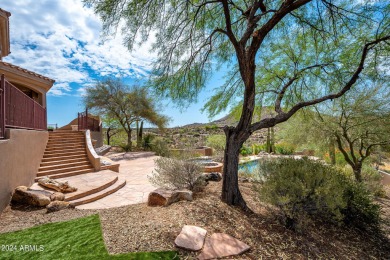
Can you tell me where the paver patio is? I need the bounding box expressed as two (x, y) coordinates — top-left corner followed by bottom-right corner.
(76, 152), (158, 209)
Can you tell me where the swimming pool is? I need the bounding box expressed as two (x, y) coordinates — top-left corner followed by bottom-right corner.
(239, 159), (260, 174)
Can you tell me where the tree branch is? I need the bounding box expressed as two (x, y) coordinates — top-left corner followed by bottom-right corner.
(250, 35), (390, 133)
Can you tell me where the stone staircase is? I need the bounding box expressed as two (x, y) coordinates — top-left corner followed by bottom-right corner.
(36, 131), (94, 180)
(33, 130), (126, 207)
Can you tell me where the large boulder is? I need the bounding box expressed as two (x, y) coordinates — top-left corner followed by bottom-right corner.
(175, 225), (207, 251)
(197, 233), (250, 260)
(50, 192), (65, 201)
(46, 201), (74, 213)
(38, 177), (77, 193)
(12, 186), (51, 207)
(147, 189), (193, 207)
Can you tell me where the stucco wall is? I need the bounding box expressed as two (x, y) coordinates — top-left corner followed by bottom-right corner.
(91, 130), (103, 148)
(0, 129), (48, 213)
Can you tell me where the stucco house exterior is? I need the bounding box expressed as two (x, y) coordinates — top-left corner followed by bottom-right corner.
(0, 8), (55, 212)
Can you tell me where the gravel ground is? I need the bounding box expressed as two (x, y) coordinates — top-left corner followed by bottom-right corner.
(1, 182), (390, 259)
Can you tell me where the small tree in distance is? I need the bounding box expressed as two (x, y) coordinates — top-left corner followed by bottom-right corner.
(316, 86), (390, 182)
(84, 78), (169, 150)
(101, 115), (120, 145)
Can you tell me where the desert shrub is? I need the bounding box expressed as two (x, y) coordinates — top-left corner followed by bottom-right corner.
(342, 181), (381, 228)
(119, 143), (132, 152)
(148, 157), (205, 191)
(205, 124), (219, 131)
(151, 137), (171, 157)
(250, 144), (264, 155)
(255, 158), (380, 230)
(274, 142), (296, 155)
(323, 150), (348, 166)
(342, 164), (385, 198)
(142, 134), (155, 150)
(240, 146), (252, 156)
(206, 135), (226, 152)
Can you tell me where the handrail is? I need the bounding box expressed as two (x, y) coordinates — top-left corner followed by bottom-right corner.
(78, 108), (100, 132)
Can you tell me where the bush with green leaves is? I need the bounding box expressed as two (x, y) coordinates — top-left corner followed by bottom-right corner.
(240, 146), (252, 156)
(206, 135), (226, 152)
(274, 142), (296, 155)
(342, 181), (381, 228)
(342, 164), (385, 198)
(142, 133), (155, 150)
(205, 124), (219, 131)
(255, 158), (380, 230)
(119, 143), (132, 152)
(251, 144), (265, 154)
(148, 157), (205, 191)
(150, 137), (171, 157)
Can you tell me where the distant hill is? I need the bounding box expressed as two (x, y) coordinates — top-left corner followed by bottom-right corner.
(179, 107), (277, 128)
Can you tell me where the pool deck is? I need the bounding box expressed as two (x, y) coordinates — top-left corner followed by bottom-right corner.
(76, 152), (158, 210)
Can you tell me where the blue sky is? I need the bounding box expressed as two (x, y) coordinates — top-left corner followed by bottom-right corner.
(2, 0), (228, 127)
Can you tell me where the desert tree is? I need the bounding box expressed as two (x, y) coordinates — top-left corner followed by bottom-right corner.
(315, 86), (390, 182)
(101, 115), (121, 145)
(85, 0), (390, 210)
(84, 78), (169, 150)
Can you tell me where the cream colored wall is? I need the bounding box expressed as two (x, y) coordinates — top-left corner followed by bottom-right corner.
(0, 129), (48, 213)
(91, 130), (103, 148)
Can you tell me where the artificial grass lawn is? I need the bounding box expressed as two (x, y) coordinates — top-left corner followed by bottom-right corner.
(0, 214), (178, 260)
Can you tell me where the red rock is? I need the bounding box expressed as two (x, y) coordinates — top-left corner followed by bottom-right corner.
(197, 233), (250, 260)
(147, 189), (192, 207)
(175, 225), (207, 251)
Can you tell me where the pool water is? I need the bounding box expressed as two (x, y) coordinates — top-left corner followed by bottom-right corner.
(239, 160), (260, 174)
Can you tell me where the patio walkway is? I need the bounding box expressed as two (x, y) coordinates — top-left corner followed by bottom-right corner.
(76, 152), (158, 209)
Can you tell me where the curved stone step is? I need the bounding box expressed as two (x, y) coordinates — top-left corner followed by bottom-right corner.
(65, 176), (119, 201)
(70, 178), (126, 206)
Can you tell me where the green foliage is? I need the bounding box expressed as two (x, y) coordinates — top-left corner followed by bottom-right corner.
(240, 146), (253, 156)
(323, 150), (348, 166)
(205, 124), (219, 131)
(151, 137), (171, 157)
(142, 133), (154, 150)
(119, 143), (132, 152)
(275, 142), (296, 155)
(84, 78), (169, 148)
(342, 181), (381, 229)
(149, 157), (205, 191)
(343, 164), (385, 198)
(256, 158), (380, 230)
(206, 134), (226, 152)
(251, 144), (264, 155)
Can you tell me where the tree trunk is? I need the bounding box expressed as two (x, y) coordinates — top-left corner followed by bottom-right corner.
(137, 121), (143, 148)
(271, 127), (275, 153)
(106, 127), (111, 145)
(329, 138), (336, 165)
(266, 128), (271, 153)
(353, 164), (363, 182)
(127, 130), (132, 150)
(221, 128), (250, 211)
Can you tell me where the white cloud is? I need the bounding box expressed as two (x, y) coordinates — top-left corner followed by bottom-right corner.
(1, 0), (155, 96)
